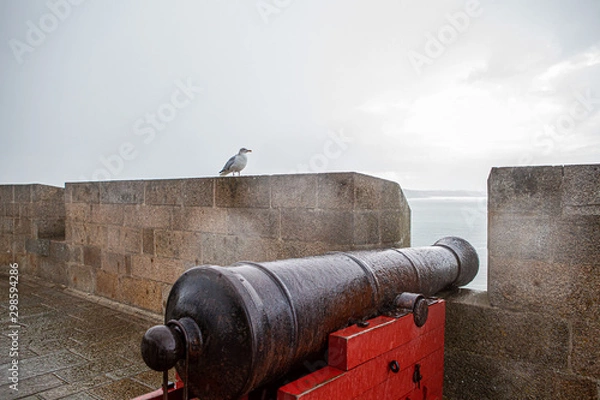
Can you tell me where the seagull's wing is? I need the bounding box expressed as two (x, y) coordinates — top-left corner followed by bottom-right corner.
(219, 155), (237, 173)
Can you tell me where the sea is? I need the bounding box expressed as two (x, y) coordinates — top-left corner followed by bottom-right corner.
(406, 195), (488, 291)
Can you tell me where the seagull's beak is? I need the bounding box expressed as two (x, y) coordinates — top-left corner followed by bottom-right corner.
(247, 149), (252, 153)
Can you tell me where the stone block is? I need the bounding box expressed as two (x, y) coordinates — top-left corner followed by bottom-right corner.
(65, 203), (91, 223)
(14, 217), (33, 235)
(131, 254), (185, 283)
(68, 222), (86, 245)
(353, 173), (383, 210)
(269, 239), (331, 261)
(563, 164), (600, 208)
(14, 185), (32, 203)
(171, 207), (227, 233)
(317, 173), (354, 210)
(270, 174), (318, 209)
(26, 238), (50, 256)
(85, 224), (108, 247)
(83, 245), (102, 268)
(100, 181), (144, 204)
(143, 228), (155, 255)
(155, 230), (183, 258)
(0, 216), (13, 233)
(380, 210), (402, 244)
(121, 227), (142, 254)
(201, 233), (275, 265)
(215, 176), (271, 208)
(123, 205), (171, 228)
(444, 350), (600, 400)
(488, 258), (573, 314)
(488, 166), (563, 215)
(90, 204), (124, 225)
(96, 270), (119, 300)
(554, 215), (600, 266)
(280, 209), (353, 244)
(31, 184), (64, 203)
(68, 182), (101, 203)
(38, 257), (69, 286)
(572, 317), (600, 379)
(0, 185), (13, 203)
(178, 231), (203, 263)
(119, 276), (162, 313)
(488, 215), (555, 261)
(67, 263), (95, 293)
(182, 179), (214, 207)
(145, 180), (183, 206)
(49, 240), (74, 263)
(382, 180), (408, 210)
(444, 290), (570, 369)
(226, 208), (279, 238)
(353, 211), (379, 245)
(102, 251), (127, 275)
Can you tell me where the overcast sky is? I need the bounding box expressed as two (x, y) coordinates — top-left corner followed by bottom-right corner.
(1, 0), (599, 191)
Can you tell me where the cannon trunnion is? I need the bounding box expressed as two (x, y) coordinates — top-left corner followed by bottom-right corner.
(141, 237), (478, 400)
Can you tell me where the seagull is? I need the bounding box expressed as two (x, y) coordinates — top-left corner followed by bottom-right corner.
(219, 148), (252, 176)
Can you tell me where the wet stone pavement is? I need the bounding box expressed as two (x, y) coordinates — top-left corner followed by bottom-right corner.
(0, 274), (174, 400)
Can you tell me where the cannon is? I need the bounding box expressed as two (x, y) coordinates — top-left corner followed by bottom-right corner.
(141, 237), (478, 400)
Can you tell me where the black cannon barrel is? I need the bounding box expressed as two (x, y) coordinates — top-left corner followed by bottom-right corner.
(141, 236), (478, 400)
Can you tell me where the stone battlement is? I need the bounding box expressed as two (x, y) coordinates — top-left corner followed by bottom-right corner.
(1, 173), (410, 313)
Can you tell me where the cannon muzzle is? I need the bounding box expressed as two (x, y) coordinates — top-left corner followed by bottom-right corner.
(141, 236), (478, 399)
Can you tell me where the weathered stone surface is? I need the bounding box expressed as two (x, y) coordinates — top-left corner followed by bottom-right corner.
(271, 174), (318, 209)
(67, 263), (95, 293)
(14, 184), (32, 203)
(201, 233), (275, 265)
(215, 176), (271, 208)
(444, 350), (600, 400)
(488, 166), (563, 215)
(90, 203), (124, 225)
(31, 184), (64, 203)
(280, 209), (353, 244)
(226, 208), (279, 238)
(66, 203), (91, 223)
(563, 164), (600, 207)
(145, 179), (183, 206)
(317, 173), (354, 210)
(83, 245), (102, 269)
(131, 254), (185, 283)
(488, 215), (555, 261)
(66, 182), (101, 204)
(26, 238), (50, 256)
(100, 181), (144, 204)
(0, 185), (13, 203)
(554, 215), (600, 266)
(488, 258), (572, 313)
(142, 228), (154, 255)
(119, 276), (162, 312)
(85, 224), (108, 247)
(380, 210), (402, 244)
(182, 179), (214, 207)
(353, 211), (379, 245)
(102, 251), (127, 275)
(95, 270), (119, 300)
(171, 207), (227, 233)
(155, 230), (183, 258)
(123, 205), (171, 229)
(445, 290), (570, 368)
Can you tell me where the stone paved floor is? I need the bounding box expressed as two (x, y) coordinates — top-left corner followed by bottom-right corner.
(0, 274), (173, 400)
